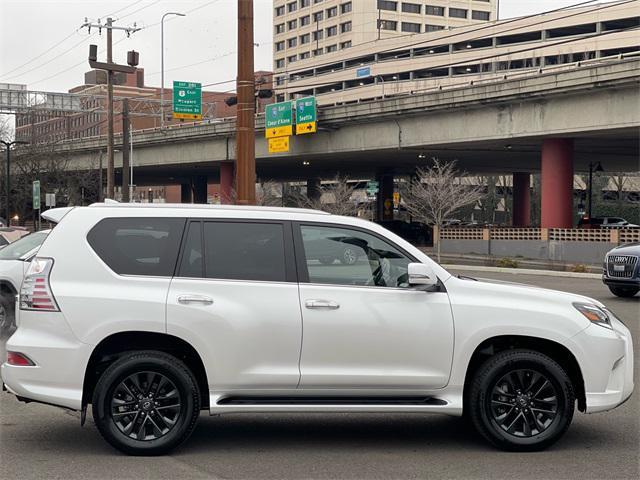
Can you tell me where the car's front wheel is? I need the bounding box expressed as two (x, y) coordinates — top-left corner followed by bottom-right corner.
(92, 351), (200, 455)
(468, 349), (575, 451)
(608, 285), (639, 298)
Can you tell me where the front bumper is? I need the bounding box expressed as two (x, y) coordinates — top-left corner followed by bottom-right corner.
(570, 315), (634, 413)
(602, 275), (640, 288)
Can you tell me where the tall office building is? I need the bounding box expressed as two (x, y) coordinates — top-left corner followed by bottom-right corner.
(273, 1), (498, 71)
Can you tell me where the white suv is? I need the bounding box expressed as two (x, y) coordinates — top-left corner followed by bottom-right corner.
(1, 203), (634, 455)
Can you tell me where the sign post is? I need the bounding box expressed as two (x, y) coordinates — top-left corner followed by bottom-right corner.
(172, 81), (202, 120)
(32, 180), (40, 210)
(295, 97), (317, 135)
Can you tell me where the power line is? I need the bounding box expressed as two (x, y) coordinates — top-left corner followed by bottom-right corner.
(101, 0), (146, 20)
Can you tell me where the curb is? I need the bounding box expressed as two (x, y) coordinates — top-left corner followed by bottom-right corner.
(444, 264), (602, 279)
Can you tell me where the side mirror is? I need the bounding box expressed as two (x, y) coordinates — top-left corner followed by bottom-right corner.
(408, 262), (438, 288)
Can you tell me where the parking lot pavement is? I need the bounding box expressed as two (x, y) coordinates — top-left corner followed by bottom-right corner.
(1, 272), (638, 480)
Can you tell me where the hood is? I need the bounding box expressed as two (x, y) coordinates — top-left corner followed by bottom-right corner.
(608, 242), (640, 255)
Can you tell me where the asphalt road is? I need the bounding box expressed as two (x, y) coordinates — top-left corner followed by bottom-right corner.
(1, 271), (638, 480)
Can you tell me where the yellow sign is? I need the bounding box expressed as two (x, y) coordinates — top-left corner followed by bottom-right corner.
(268, 136), (290, 153)
(296, 121), (317, 135)
(173, 112), (202, 120)
(393, 191), (400, 207)
(266, 125), (293, 138)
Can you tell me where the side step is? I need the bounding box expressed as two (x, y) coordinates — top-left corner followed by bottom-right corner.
(217, 396), (448, 406)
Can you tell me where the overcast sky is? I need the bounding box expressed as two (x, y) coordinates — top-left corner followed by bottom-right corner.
(0, 0), (600, 93)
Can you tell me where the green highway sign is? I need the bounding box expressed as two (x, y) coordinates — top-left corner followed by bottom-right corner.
(295, 96), (317, 135)
(173, 81), (202, 120)
(265, 101), (293, 138)
(32, 180), (40, 209)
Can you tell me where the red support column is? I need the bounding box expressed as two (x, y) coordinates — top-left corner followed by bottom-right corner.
(512, 172), (531, 227)
(541, 138), (574, 228)
(220, 161), (234, 204)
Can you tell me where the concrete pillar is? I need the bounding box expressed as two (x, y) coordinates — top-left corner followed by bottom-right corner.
(307, 178), (321, 201)
(180, 183), (192, 203)
(376, 173), (394, 221)
(512, 172), (531, 227)
(220, 161), (234, 204)
(541, 138), (574, 229)
(192, 176), (208, 204)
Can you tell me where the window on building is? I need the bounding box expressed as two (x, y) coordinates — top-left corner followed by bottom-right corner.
(288, 37), (297, 47)
(327, 6), (338, 17)
(288, 19), (298, 29)
(287, 1), (297, 13)
(314, 0), (323, 3)
(276, 58), (285, 68)
(377, 0), (397, 11)
(340, 2), (352, 14)
(300, 33), (311, 44)
(275, 23), (285, 34)
(326, 44), (338, 52)
(288, 54), (298, 63)
(449, 8), (467, 19)
(378, 19), (397, 31)
(425, 24), (445, 32)
(300, 0), (311, 7)
(425, 5), (445, 16)
(340, 21), (352, 33)
(326, 25), (338, 36)
(313, 48), (324, 56)
(275, 5), (285, 16)
(275, 41), (285, 52)
(313, 29), (324, 40)
(340, 40), (352, 49)
(300, 15), (311, 26)
(401, 22), (421, 33)
(300, 51), (311, 59)
(402, 3), (421, 14)
(313, 11), (323, 22)
(472, 10), (490, 21)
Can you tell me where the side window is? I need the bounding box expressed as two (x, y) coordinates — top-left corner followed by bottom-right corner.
(178, 221), (203, 278)
(87, 217), (185, 276)
(299, 225), (411, 288)
(203, 222), (287, 282)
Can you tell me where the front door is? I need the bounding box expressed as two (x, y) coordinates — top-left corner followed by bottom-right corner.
(167, 220), (302, 391)
(295, 223), (454, 390)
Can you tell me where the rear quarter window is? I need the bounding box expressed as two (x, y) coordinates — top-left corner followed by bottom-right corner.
(87, 217), (185, 276)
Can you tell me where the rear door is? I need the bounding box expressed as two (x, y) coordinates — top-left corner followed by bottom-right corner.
(166, 219), (302, 392)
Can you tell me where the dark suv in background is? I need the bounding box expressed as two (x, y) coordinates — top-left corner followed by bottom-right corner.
(602, 242), (640, 297)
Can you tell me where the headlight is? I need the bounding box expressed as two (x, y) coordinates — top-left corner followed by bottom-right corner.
(573, 302), (612, 329)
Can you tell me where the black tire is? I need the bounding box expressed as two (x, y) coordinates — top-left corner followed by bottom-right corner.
(0, 291), (16, 336)
(318, 256), (335, 265)
(608, 285), (639, 298)
(92, 351), (200, 455)
(468, 349), (575, 452)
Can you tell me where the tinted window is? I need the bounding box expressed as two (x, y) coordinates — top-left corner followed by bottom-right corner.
(204, 222), (286, 282)
(300, 225), (411, 288)
(178, 222), (203, 278)
(87, 218), (185, 276)
(0, 231), (48, 260)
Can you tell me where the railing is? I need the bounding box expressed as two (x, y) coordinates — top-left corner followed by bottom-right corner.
(439, 228), (484, 240)
(441, 227), (640, 244)
(490, 228), (542, 241)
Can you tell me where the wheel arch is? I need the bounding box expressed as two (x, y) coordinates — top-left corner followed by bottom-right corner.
(82, 331), (209, 410)
(462, 334), (586, 413)
(0, 279), (18, 296)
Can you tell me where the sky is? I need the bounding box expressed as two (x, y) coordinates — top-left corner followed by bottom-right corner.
(0, 0), (598, 94)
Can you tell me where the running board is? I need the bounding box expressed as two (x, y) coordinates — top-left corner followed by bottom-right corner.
(217, 396), (447, 406)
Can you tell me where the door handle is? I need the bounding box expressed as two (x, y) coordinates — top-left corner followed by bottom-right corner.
(305, 299), (340, 310)
(178, 295), (214, 305)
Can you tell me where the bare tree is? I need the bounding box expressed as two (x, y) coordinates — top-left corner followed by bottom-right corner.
(222, 180), (283, 206)
(291, 174), (360, 216)
(402, 159), (485, 262)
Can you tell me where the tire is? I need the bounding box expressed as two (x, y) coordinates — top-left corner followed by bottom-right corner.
(318, 256), (335, 265)
(0, 291), (16, 336)
(340, 246), (359, 265)
(608, 285), (639, 298)
(92, 351), (201, 455)
(468, 349), (575, 452)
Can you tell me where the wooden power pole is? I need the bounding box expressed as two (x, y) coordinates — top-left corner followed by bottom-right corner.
(235, 0), (256, 205)
(121, 98), (130, 202)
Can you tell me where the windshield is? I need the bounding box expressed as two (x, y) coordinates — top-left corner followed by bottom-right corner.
(0, 231), (48, 260)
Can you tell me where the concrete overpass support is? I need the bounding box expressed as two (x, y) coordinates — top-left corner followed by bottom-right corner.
(220, 162), (234, 204)
(376, 173), (394, 221)
(512, 172), (531, 227)
(307, 178), (321, 201)
(541, 138), (574, 229)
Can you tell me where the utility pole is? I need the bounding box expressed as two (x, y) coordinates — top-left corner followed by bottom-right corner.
(81, 17), (140, 199)
(1, 140), (29, 223)
(122, 98), (130, 202)
(235, 0), (256, 205)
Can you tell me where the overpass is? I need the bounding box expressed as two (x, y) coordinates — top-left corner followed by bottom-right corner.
(43, 57), (640, 227)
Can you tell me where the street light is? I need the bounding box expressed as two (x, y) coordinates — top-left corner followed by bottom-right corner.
(587, 161), (604, 220)
(160, 11), (186, 129)
(1, 140), (29, 223)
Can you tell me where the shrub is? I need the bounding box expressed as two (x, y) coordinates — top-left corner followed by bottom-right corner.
(570, 264), (590, 273)
(496, 257), (519, 268)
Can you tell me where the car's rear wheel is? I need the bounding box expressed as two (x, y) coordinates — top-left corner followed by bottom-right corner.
(608, 285), (639, 298)
(468, 349), (575, 451)
(0, 292), (15, 335)
(92, 351), (200, 455)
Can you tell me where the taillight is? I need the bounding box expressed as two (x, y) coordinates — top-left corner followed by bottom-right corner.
(7, 351), (36, 366)
(20, 257), (59, 312)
